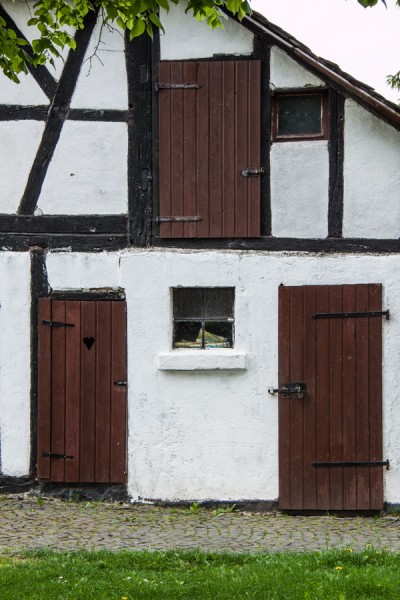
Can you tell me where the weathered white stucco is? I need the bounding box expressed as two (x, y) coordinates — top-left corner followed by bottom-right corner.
(0, 121), (45, 213)
(270, 47), (324, 89)
(343, 100), (400, 238)
(270, 141), (329, 238)
(160, 3), (253, 60)
(37, 122), (128, 215)
(71, 19), (127, 110)
(0, 70), (48, 106)
(0, 253), (31, 476)
(46, 250), (400, 504)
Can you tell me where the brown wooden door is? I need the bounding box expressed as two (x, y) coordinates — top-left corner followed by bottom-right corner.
(278, 284), (385, 511)
(37, 299), (127, 483)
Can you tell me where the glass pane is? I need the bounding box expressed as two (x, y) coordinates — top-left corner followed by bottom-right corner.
(173, 321), (203, 348)
(277, 95), (322, 136)
(204, 288), (234, 319)
(173, 288), (204, 319)
(204, 322), (233, 348)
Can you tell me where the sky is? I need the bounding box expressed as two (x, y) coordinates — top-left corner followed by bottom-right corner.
(249, 0), (400, 103)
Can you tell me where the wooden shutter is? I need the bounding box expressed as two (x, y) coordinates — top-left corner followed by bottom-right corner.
(158, 60), (261, 238)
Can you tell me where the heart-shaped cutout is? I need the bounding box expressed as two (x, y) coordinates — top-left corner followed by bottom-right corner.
(83, 337), (95, 350)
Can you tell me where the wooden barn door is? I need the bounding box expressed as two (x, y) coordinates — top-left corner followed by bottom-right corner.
(37, 299), (127, 483)
(278, 284), (386, 512)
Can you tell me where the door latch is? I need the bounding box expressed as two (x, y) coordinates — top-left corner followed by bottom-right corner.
(268, 383), (306, 399)
(113, 380), (127, 387)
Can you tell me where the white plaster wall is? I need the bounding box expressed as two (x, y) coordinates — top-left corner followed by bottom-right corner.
(160, 2), (253, 60)
(270, 141), (329, 238)
(343, 100), (400, 239)
(0, 121), (45, 213)
(71, 19), (127, 110)
(46, 250), (400, 504)
(0, 70), (48, 106)
(0, 253), (31, 476)
(270, 47), (324, 89)
(37, 122), (128, 214)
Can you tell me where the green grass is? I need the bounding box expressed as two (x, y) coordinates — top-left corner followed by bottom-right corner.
(0, 548), (399, 599)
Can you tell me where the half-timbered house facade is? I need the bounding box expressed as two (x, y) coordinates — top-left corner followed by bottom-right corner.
(1, 0), (400, 512)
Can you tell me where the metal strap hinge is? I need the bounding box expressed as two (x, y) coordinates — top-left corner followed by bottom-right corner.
(156, 216), (202, 223)
(42, 320), (75, 328)
(42, 451), (74, 459)
(312, 460), (390, 470)
(155, 83), (200, 91)
(312, 310), (390, 320)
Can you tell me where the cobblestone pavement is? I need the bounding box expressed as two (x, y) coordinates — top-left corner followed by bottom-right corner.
(0, 495), (399, 553)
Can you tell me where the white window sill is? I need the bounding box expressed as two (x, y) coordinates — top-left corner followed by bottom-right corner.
(158, 350), (247, 371)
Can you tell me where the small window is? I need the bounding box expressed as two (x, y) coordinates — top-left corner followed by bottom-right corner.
(272, 92), (328, 141)
(173, 288), (234, 349)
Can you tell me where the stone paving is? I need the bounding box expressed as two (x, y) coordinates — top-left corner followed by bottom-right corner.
(0, 495), (399, 553)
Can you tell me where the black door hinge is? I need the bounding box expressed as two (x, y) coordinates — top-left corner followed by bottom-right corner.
(42, 451), (74, 459)
(155, 83), (200, 91)
(42, 320), (75, 328)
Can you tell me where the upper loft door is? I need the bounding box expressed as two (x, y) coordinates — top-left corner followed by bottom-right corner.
(278, 284), (385, 512)
(37, 299), (127, 484)
(158, 60), (261, 238)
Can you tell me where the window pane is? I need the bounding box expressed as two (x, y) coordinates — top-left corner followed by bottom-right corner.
(204, 322), (233, 348)
(173, 321), (203, 348)
(203, 288), (234, 319)
(173, 288), (204, 319)
(277, 95), (322, 136)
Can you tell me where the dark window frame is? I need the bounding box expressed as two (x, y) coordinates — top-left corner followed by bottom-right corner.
(172, 287), (235, 350)
(271, 90), (329, 142)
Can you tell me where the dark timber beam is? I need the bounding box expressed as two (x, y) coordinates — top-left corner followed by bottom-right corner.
(328, 91), (345, 237)
(125, 31), (153, 246)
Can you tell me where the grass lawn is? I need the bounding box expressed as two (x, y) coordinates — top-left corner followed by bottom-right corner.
(0, 548), (399, 599)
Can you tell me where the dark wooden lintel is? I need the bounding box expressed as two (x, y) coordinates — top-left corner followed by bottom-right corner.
(0, 106), (48, 121)
(152, 236), (400, 254)
(0, 233), (127, 252)
(0, 214), (128, 234)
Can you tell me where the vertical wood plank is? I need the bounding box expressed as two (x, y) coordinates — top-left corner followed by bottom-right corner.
(197, 62), (210, 238)
(95, 301), (112, 482)
(64, 301), (81, 482)
(170, 62), (185, 238)
(110, 302), (127, 483)
(368, 284), (384, 510)
(355, 284), (371, 509)
(158, 62), (172, 238)
(278, 286), (291, 509)
(209, 62), (223, 237)
(37, 298), (52, 479)
(303, 286), (317, 509)
(289, 286), (305, 510)
(80, 301), (96, 482)
(247, 60), (261, 237)
(235, 61), (249, 237)
(315, 286), (330, 510)
(342, 285), (357, 510)
(50, 301), (66, 482)
(328, 285), (344, 510)
(183, 62), (198, 238)
(222, 61), (235, 237)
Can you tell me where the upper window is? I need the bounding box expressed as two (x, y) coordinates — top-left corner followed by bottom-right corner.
(173, 288), (234, 349)
(272, 91), (329, 141)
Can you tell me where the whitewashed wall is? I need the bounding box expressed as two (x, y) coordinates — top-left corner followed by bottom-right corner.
(46, 250), (400, 504)
(270, 47), (324, 89)
(0, 253), (31, 476)
(343, 99), (400, 238)
(160, 2), (253, 60)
